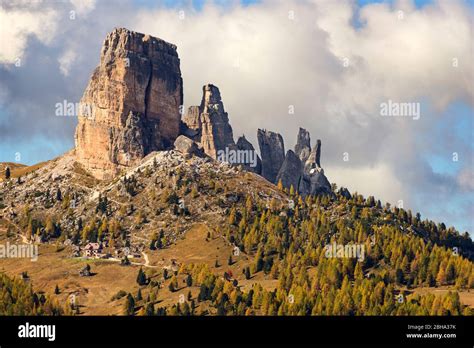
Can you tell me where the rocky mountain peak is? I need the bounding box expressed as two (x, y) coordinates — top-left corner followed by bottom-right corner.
(73, 28), (330, 196)
(295, 127), (311, 163)
(200, 84), (225, 114)
(101, 27), (179, 60)
(182, 84), (236, 160)
(74, 28), (183, 180)
(300, 138), (332, 196)
(257, 129), (285, 184)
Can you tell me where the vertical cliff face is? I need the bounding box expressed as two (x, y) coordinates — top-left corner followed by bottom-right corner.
(304, 139), (322, 174)
(199, 84), (236, 159)
(276, 150), (302, 191)
(267, 128), (332, 197)
(295, 127), (311, 163)
(182, 84), (236, 160)
(182, 105), (201, 132)
(236, 135), (262, 174)
(257, 129), (285, 183)
(74, 28), (183, 179)
(301, 139), (332, 196)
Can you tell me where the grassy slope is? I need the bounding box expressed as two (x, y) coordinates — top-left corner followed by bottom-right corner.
(0, 153), (472, 315)
(0, 161), (50, 182)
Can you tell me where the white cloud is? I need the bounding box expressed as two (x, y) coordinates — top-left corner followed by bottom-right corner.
(0, 7), (58, 64)
(327, 163), (407, 205)
(70, 0), (96, 15)
(0, 0), (98, 65)
(316, 0), (473, 111)
(458, 168), (474, 191)
(58, 48), (77, 76)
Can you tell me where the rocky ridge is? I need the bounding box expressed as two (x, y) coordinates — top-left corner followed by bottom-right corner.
(71, 28), (333, 197)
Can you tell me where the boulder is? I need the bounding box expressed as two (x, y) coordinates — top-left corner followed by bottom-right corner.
(173, 135), (202, 158)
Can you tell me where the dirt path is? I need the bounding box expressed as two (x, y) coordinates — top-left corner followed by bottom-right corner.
(142, 251), (150, 267)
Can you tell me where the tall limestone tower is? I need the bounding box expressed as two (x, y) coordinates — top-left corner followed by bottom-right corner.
(74, 28), (183, 179)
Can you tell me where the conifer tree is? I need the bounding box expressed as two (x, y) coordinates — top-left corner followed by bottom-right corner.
(186, 274), (193, 287)
(56, 187), (62, 201)
(145, 303), (154, 316)
(136, 288), (143, 301)
(244, 267), (251, 280)
(124, 293), (135, 315)
(277, 179), (283, 190)
(137, 268), (147, 286)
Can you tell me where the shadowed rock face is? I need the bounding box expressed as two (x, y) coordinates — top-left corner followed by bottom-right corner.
(257, 129), (285, 183)
(339, 187), (352, 199)
(74, 27), (183, 179)
(315, 139), (321, 168)
(300, 138), (332, 196)
(306, 170), (332, 196)
(295, 127), (311, 163)
(276, 150), (302, 191)
(265, 128), (332, 197)
(236, 135), (262, 174)
(304, 140), (322, 174)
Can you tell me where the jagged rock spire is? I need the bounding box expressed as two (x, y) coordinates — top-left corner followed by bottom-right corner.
(199, 84), (236, 159)
(257, 129), (285, 183)
(274, 129), (332, 197)
(182, 84), (236, 160)
(295, 127), (311, 163)
(315, 139), (321, 168)
(304, 139), (323, 174)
